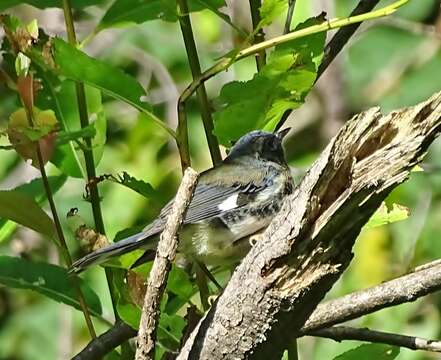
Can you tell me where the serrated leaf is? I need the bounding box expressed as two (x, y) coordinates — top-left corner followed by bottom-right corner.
(0, 0), (106, 11)
(365, 202), (410, 229)
(0, 175), (67, 243)
(0, 256), (102, 315)
(0, 190), (57, 242)
(99, 0), (226, 29)
(214, 16), (326, 146)
(333, 344), (399, 360)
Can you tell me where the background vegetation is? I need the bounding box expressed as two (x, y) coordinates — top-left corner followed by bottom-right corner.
(0, 0), (441, 359)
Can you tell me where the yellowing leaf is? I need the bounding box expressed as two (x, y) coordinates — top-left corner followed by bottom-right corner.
(7, 108), (58, 168)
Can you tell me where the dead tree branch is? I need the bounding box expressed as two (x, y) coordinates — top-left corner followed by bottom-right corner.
(177, 91), (441, 359)
(135, 168), (198, 360)
(301, 262), (441, 332)
(71, 258), (441, 359)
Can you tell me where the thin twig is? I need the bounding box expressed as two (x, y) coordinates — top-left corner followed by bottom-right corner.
(177, 0), (222, 168)
(308, 326), (441, 353)
(71, 321), (137, 360)
(19, 77), (96, 338)
(249, 0), (266, 71)
(61, 0), (120, 319)
(135, 168), (198, 360)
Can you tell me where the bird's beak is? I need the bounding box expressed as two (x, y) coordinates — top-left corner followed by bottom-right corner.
(277, 127), (291, 140)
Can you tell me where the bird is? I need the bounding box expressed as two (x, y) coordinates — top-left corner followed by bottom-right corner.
(70, 128), (294, 274)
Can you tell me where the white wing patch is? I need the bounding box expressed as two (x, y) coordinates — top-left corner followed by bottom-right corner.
(218, 193), (239, 211)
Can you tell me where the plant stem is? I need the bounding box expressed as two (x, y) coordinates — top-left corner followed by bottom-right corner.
(195, 264), (210, 311)
(287, 340), (299, 360)
(249, 0), (266, 71)
(284, 0), (296, 34)
(38, 145), (97, 338)
(177, 0), (222, 167)
(20, 91), (96, 338)
(61, 0), (119, 319)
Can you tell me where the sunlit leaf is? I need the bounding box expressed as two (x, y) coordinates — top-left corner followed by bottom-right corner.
(0, 256), (102, 315)
(259, 0), (287, 26)
(365, 202), (410, 229)
(333, 344), (399, 360)
(213, 15), (326, 145)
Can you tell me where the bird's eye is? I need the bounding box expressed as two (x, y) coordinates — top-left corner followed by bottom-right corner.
(265, 138), (278, 152)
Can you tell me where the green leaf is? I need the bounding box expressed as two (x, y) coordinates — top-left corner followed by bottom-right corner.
(0, 176), (67, 242)
(333, 344), (399, 360)
(112, 268), (187, 352)
(14, 175), (67, 202)
(0, 0), (106, 11)
(167, 266), (194, 300)
(113, 271), (141, 329)
(157, 312), (186, 351)
(259, 0), (288, 26)
(365, 202), (410, 229)
(0, 256), (102, 315)
(0, 190), (57, 242)
(213, 15), (326, 146)
(99, 0), (226, 29)
(106, 172), (157, 199)
(52, 38), (153, 125)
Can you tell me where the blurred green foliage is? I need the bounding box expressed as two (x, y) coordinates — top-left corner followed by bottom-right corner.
(0, 0), (440, 359)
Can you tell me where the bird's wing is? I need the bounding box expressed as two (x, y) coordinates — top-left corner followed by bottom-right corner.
(154, 181), (263, 226)
(70, 168), (266, 273)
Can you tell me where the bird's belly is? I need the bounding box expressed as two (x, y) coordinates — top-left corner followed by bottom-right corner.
(178, 215), (269, 266)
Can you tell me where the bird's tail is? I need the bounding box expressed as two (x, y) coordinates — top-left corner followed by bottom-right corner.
(69, 232), (155, 274)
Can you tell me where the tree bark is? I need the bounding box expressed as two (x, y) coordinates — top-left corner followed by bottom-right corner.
(177, 91), (441, 359)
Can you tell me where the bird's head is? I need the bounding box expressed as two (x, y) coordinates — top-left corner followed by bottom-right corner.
(225, 128), (290, 165)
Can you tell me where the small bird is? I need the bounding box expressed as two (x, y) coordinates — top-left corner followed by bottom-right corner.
(70, 129), (294, 274)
